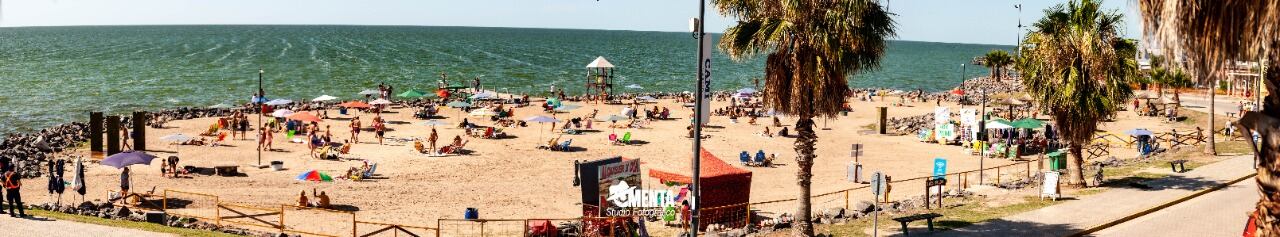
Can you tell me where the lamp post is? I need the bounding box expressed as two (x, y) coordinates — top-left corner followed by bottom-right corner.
(1015, 3), (1023, 56)
(257, 68), (264, 167)
(690, 1), (707, 235)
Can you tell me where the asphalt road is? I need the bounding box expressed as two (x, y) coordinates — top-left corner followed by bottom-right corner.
(1092, 178), (1257, 237)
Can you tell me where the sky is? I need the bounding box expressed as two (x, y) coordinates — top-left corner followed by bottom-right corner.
(0, 0), (1143, 45)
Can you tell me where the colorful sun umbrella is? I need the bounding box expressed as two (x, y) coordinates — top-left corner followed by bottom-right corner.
(272, 109), (296, 118)
(338, 101), (372, 108)
(312, 95), (338, 102)
(288, 112), (323, 123)
(296, 170), (333, 182)
(369, 98), (393, 105)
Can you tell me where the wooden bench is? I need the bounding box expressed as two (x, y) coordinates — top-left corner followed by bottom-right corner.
(892, 213), (943, 235)
(1169, 159), (1189, 173)
(214, 165), (239, 176)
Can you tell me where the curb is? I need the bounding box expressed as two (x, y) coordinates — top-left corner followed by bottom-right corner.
(1068, 172), (1257, 237)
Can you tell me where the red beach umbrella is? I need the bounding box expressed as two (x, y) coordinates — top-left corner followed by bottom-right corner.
(287, 112), (323, 123)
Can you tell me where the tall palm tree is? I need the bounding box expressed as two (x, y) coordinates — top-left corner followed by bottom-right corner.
(1137, 0), (1279, 234)
(983, 50), (1014, 80)
(1017, 0), (1136, 187)
(713, 0), (895, 235)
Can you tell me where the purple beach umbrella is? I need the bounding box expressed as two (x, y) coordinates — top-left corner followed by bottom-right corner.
(101, 151), (158, 169)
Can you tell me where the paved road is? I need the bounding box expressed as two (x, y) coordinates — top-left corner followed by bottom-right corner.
(930, 155), (1254, 237)
(1179, 94), (1246, 116)
(1092, 179), (1257, 237)
(0, 214), (173, 237)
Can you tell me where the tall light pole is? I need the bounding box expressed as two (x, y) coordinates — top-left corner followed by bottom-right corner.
(691, 0), (707, 235)
(1015, 3), (1023, 56)
(257, 68), (264, 167)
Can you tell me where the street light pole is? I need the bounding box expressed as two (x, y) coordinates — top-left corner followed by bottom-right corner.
(1015, 3), (1023, 56)
(691, 0), (707, 236)
(257, 68), (264, 167)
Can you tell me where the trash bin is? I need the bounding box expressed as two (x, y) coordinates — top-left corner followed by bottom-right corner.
(1047, 150), (1067, 171)
(270, 161), (284, 171)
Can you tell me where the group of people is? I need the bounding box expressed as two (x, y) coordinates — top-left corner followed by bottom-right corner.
(296, 189), (332, 209)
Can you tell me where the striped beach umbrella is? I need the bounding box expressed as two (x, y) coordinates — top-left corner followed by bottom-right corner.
(296, 170), (333, 182)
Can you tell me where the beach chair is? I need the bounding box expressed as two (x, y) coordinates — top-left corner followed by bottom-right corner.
(555, 139), (574, 151)
(362, 163), (378, 178)
(210, 133), (227, 147)
(201, 124), (220, 136)
(609, 134), (618, 144)
(755, 152), (767, 166)
(620, 132), (632, 145)
(739, 151), (751, 166)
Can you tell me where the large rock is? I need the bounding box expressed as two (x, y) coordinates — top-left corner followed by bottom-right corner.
(854, 201), (875, 214)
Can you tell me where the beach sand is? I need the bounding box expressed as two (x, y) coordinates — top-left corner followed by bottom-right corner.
(22, 92), (1198, 234)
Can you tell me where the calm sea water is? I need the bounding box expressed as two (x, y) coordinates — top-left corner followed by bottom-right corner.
(0, 25), (1011, 136)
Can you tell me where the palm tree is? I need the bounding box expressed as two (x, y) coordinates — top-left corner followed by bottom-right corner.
(1137, 0), (1279, 234)
(983, 50), (1014, 80)
(713, 0), (895, 235)
(1017, 0), (1136, 187)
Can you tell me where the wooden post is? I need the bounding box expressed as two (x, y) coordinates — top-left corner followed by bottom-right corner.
(106, 115), (121, 155)
(746, 203), (752, 228)
(996, 166), (1002, 184)
(878, 107), (888, 134)
(279, 205), (286, 231)
(90, 112), (103, 152)
(1026, 161), (1032, 179)
(162, 190), (168, 211)
(215, 196), (221, 226)
(883, 176), (892, 202)
(133, 111), (147, 151)
(352, 213), (357, 237)
(844, 190), (850, 211)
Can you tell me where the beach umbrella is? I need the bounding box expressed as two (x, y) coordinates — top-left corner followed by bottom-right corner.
(338, 101), (372, 109)
(637, 96), (657, 101)
(397, 89), (428, 98)
(369, 98), (393, 105)
(71, 157), (86, 197)
(554, 104), (581, 112)
(422, 120), (449, 128)
(288, 112), (323, 123)
(1124, 128), (1154, 136)
(470, 91), (497, 100)
(209, 103), (233, 109)
(1011, 118), (1045, 129)
(313, 95), (338, 102)
(358, 89), (381, 95)
(102, 151), (158, 169)
(600, 115), (629, 133)
(296, 170), (333, 182)
(436, 89), (451, 99)
(950, 89), (966, 96)
(626, 84), (644, 89)
(985, 120), (1014, 129)
(446, 101), (472, 108)
(271, 109), (296, 118)
(265, 99), (293, 106)
(737, 88), (758, 94)
(160, 133), (194, 143)
(524, 115), (561, 142)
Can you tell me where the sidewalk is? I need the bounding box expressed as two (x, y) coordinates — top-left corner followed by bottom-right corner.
(0, 215), (173, 237)
(929, 155), (1254, 237)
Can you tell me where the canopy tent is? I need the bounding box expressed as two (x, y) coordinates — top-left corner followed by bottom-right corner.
(586, 56), (615, 68)
(397, 90), (428, 98)
(1011, 118), (1046, 129)
(985, 120), (1015, 129)
(647, 148), (752, 228)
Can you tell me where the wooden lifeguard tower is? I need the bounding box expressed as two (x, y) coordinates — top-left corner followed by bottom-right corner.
(586, 56), (616, 101)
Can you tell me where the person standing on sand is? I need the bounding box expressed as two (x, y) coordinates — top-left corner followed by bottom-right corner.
(350, 117), (361, 143)
(120, 167), (131, 194)
(258, 127), (268, 151)
(373, 116), (386, 145)
(473, 77), (481, 93)
(4, 169), (24, 217)
(429, 128), (439, 153)
(120, 125), (130, 148)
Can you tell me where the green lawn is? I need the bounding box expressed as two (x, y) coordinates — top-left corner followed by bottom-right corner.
(821, 197), (1057, 236)
(27, 209), (241, 237)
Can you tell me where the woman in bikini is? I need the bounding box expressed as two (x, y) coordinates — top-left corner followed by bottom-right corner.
(349, 116), (361, 143)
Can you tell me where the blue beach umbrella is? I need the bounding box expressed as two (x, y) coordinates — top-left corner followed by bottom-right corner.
(101, 151), (158, 169)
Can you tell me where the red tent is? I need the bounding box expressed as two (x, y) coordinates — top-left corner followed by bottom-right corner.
(648, 148), (752, 228)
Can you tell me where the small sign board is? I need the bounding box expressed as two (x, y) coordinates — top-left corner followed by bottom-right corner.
(847, 161), (863, 183)
(932, 158), (948, 178)
(870, 171), (885, 195)
(1041, 171), (1060, 201)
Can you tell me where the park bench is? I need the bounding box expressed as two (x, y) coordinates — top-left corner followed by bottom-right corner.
(1169, 159), (1189, 173)
(892, 213), (943, 236)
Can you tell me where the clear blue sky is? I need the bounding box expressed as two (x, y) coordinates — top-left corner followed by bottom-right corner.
(0, 0), (1141, 45)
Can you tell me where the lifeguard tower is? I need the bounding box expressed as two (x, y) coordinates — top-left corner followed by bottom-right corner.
(586, 56), (616, 101)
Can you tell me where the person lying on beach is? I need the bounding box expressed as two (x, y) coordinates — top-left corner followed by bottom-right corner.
(772, 117), (782, 127)
(762, 127), (773, 137)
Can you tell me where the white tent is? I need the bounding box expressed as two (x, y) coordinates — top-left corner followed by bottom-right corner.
(586, 56), (614, 68)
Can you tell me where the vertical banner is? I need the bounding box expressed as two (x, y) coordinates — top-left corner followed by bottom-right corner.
(698, 36), (713, 123)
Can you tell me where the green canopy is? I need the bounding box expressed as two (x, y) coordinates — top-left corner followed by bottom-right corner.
(1012, 118), (1046, 129)
(397, 89), (428, 98)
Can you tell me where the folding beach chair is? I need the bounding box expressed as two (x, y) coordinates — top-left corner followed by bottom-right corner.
(620, 132), (632, 145)
(739, 151), (751, 166)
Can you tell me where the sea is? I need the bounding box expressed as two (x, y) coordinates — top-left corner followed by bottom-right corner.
(0, 25), (1012, 137)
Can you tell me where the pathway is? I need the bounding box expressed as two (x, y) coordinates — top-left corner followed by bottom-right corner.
(0, 214), (173, 237)
(1092, 176), (1256, 237)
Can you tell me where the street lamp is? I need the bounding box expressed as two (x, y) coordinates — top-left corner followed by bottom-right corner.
(1015, 3), (1023, 56)
(690, 1), (707, 235)
(257, 68), (264, 167)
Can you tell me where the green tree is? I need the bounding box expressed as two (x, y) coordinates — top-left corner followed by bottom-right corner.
(982, 50), (1014, 80)
(713, 0), (895, 235)
(1017, 0), (1136, 187)
(1138, 0), (1279, 233)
